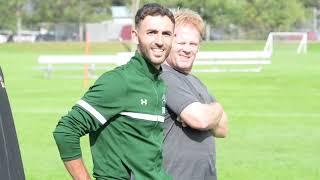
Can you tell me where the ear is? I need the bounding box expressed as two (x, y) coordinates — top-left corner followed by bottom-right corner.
(131, 29), (139, 45)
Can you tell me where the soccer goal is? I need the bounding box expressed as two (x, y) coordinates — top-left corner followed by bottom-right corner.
(191, 32), (308, 73)
(264, 32), (308, 54)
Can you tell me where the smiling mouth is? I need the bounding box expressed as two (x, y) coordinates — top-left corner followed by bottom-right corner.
(152, 48), (164, 52)
(152, 48), (165, 57)
(179, 54), (191, 59)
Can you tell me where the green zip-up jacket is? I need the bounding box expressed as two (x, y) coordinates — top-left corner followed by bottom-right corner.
(53, 52), (171, 180)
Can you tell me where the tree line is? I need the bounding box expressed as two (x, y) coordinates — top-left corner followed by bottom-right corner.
(0, 0), (319, 37)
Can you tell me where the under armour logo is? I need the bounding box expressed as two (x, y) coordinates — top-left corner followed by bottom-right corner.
(162, 95), (166, 104)
(162, 94), (166, 102)
(140, 98), (148, 106)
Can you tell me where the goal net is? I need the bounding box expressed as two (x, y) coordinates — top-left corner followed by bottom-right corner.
(264, 32), (308, 54)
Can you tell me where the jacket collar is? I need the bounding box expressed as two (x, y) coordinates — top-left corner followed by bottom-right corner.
(130, 51), (162, 80)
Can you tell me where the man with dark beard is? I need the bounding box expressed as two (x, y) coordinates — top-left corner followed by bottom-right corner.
(53, 3), (175, 180)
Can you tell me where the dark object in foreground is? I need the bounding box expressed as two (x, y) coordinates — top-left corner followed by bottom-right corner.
(0, 67), (25, 180)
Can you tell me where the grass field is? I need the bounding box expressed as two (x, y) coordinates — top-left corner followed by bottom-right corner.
(0, 41), (319, 180)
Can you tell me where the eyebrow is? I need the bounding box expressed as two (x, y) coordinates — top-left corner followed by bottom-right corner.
(162, 31), (173, 35)
(146, 29), (158, 32)
(146, 29), (173, 35)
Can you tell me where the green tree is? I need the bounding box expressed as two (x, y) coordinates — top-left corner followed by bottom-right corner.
(0, 0), (15, 29)
(31, 0), (112, 23)
(139, 0), (307, 39)
(112, 0), (126, 6)
(0, 0), (28, 31)
(240, 0), (305, 38)
(301, 0), (320, 8)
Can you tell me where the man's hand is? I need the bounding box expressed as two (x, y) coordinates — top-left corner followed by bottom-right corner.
(211, 111), (228, 138)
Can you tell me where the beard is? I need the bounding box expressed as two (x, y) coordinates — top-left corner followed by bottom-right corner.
(137, 39), (171, 67)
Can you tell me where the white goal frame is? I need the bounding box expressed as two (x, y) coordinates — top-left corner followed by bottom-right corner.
(264, 32), (308, 54)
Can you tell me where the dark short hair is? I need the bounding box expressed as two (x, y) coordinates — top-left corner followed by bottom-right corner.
(135, 3), (175, 28)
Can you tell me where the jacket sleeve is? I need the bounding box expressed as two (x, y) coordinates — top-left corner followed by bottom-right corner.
(53, 71), (127, 161)
(53, 106), (99, 161)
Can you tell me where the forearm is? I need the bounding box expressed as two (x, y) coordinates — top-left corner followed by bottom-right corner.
(64, 158), (91, 180)
(53, 107), (93, 161)
(53, 116), (83, 161)
(53, 127), (82, 161)
(180, 102), (223, 130)
(53, 110), (91, 179)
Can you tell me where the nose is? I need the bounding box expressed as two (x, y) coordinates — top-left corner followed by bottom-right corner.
(154, 34), (163, 47)
(182, 44), (192, 54)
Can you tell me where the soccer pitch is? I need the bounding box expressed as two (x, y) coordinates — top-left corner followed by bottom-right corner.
(0, 41), (319, 179)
